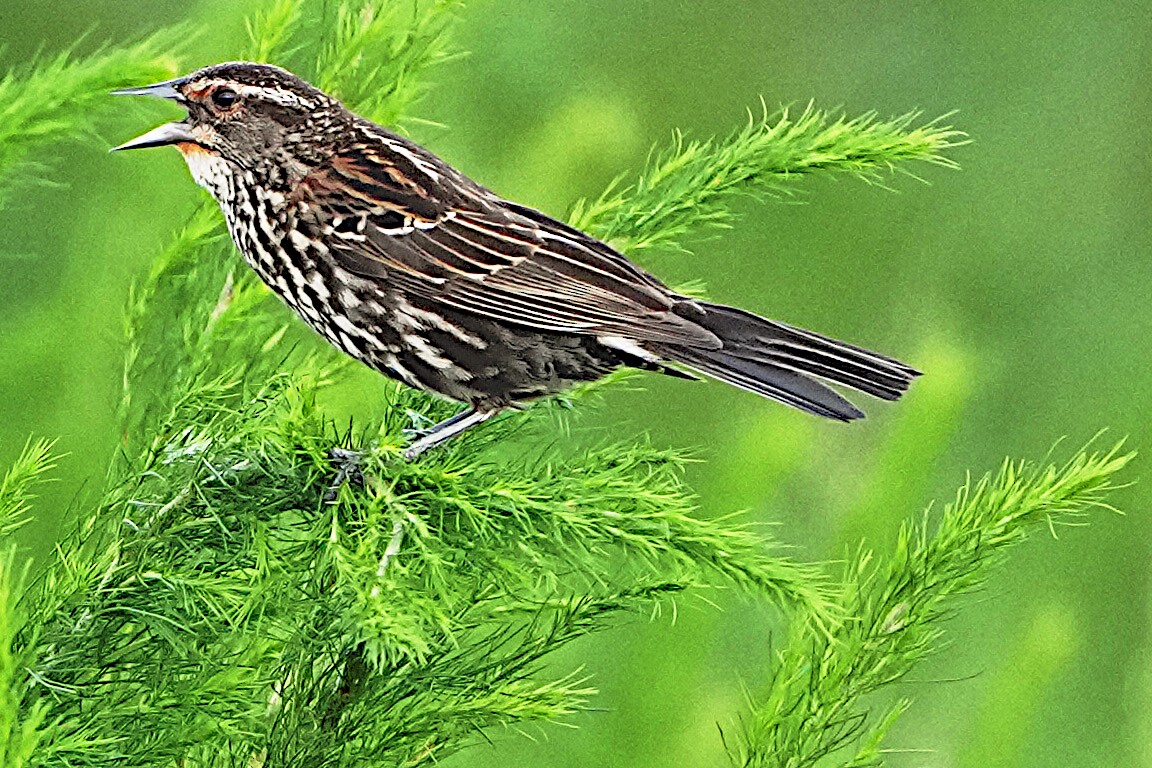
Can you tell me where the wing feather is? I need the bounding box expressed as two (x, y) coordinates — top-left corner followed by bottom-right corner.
(302, 139), (719, 348)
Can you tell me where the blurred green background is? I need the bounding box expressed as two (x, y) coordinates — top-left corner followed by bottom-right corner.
(1, 1), (1149, 765)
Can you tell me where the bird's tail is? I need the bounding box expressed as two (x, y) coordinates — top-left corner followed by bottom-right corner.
(654, 301), (920, 421)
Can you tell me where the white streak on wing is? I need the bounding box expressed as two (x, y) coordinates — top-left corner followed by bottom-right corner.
(338, 288), (362, 309)
(287, 229), (315, 254)
(338, 332), (359, 352)
(272, 273), (292, 297)
(537, 230), (645, 287)
(597, 335), (658, 363)
(382, 138), (442, 183)
(395, 298), (488, 348)
(262, 189), (286, 208)
(383, 354), (420, 387)
(331, 313), (366, 341)
(307, 272), (330, 301)
(401, 333), (464, 376)
(332, 266), (373, 292)
(375, 220), (415, 236)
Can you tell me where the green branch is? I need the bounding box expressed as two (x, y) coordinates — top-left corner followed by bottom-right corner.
(0, 35), (182, 206)
(313, 0), (463, 125)
(732, 443), (1131, 768)
(0, 440), (56, 538)
(570, 106), (964, 253)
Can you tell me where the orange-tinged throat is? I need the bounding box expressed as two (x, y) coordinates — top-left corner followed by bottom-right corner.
(176, 142), (230, 195)
(176, 142), (218, 157)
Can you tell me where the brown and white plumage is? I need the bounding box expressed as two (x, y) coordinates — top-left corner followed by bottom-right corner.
(114, 62), (919, 457)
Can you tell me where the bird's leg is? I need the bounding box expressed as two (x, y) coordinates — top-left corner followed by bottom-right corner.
(324, 447), (365, 502)
(403, 405), (478, 439)
(403, 407), (497, 461)
(402, 409), (438, 437)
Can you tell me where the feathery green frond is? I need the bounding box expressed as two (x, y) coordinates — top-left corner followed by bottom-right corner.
(0, 34), (183, 206)
(731, 442), (1132, 768)
(570, 106), (965, 253)
(0, 552), (47, 768)
(0, 440), (57, 538)
(314, 0), (463, 124)
(24, 352), (818, 766)
(247, 0), (306, 63)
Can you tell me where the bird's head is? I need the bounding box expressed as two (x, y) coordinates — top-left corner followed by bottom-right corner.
(113, 62), (346, 189)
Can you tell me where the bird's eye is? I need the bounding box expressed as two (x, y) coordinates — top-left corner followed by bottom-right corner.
(211, 88), (239, 109)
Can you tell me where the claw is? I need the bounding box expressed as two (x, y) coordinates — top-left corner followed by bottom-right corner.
(324, 447), (365, 502)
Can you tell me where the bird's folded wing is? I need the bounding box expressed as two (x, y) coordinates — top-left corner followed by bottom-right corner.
(304, 148), (721, 349)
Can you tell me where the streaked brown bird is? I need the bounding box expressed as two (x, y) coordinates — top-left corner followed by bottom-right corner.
(113, 63), (919, 459)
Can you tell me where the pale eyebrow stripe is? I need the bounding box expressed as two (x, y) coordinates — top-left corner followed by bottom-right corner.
(186, 78), (319, 110)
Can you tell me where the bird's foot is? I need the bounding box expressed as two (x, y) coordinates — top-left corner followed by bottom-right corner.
(324, 447), (365, 502)
(320, 450), (408, 594)
(401, 409), (438, 439)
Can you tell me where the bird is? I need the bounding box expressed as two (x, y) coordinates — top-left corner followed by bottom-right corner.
(112, 62), (919, 460)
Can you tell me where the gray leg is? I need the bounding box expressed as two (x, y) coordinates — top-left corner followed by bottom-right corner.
(403, 408), (498, 461)
(404, 406), (479, 438)
(324, 447), (365, 502)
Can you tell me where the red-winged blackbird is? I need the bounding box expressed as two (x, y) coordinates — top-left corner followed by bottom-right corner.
(114, 63), (919, 459)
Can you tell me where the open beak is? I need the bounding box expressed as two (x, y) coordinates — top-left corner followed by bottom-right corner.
(111, 122), (198, 152)
(110, 77), (186, 101)
(111, 76), (197, 151)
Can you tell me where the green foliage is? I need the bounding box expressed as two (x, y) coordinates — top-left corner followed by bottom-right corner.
(0, 552), (45, 768)
(247, 0), (463, 125)
(247, 0), (305, 64)
(0, 443), (58, 767)
(314, 0), (462, 125)
(0, 2), (1128, 768)
(0, 34), (181, 207)
(0, 440), (56, 537)
(570, 107), (964, 253)
(732, 444), (1131, 768)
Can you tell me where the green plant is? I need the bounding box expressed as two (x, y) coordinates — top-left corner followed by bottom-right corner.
(0, 3), (1128, 767)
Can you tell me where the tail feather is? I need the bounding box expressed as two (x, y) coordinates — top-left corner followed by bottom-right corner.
(669, 347), (866, 421)
(655, 300), (919, 420)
